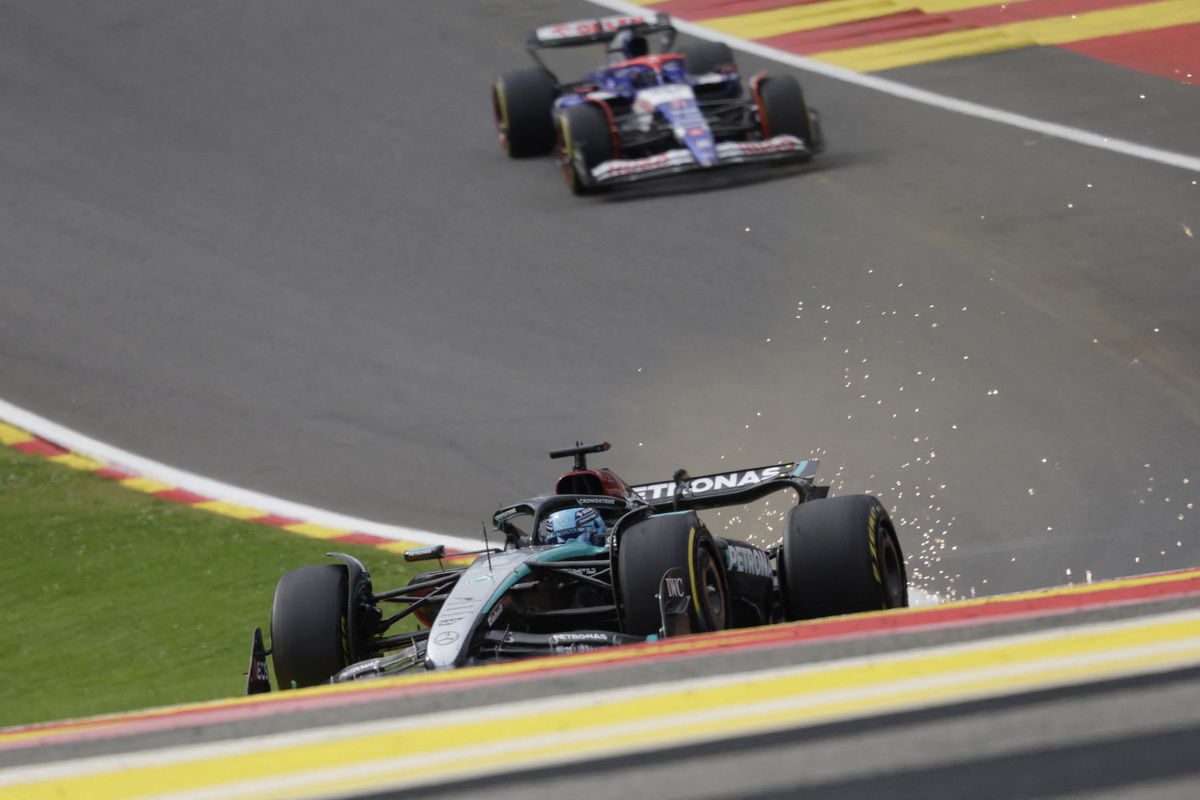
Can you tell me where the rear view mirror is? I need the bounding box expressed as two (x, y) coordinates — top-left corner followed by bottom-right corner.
(403, 544), (446, 563)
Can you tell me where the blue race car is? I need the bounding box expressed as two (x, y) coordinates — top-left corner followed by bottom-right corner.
(250, 442), (907, 691)
(490, 13), (825, 194)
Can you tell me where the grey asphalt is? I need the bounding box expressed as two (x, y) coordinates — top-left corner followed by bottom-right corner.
(4, 594), (1198, 799)
(1, 4), (1198, 790)
(369, 672), (1200, 800)
(3, 1), (1196, 600)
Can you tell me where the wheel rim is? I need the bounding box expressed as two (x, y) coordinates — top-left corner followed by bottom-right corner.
(492, 84), (510, 153)
(694, 548), (727, 630)
(555, 115), (578, 189)
(878, 533), (907, 608)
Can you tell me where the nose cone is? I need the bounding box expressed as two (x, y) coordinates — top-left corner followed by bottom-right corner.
(650, 85), (717, 167)
(684, 126), (718, 167)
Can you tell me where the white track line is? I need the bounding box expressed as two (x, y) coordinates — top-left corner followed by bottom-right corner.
(589, 0), (1200, 173)
(5, 608), (1198, 795)
(15, 4), (1186, 557)
(0, 396), (479, 550)
(1, 394), (940, 599)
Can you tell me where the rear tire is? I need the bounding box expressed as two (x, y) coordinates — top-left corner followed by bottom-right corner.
(779, 495), (908, 620)
(680, 40), (737, 75)
(618, 513), (728, 636)
(492, 68), (556, 157)
(756, 74), (817, 151)
(270, 564), (350, 689)
(555, 102), (614, 195)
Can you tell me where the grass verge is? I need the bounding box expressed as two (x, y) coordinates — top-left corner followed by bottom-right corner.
(0, 443), (423, 728)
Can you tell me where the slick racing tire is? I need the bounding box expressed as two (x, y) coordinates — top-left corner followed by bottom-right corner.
(270, 563), (351, 689)
(617, 513), (728, 636)
(680, 40), (737, 75)
(779, 495), (908, 620)
(555, 102), (614, 195)
(492, 67), (556, 157)
(756, 74), (818, 152)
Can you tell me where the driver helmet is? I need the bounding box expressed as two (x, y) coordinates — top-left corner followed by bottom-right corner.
(660, 57), (687, 84)
(611, 29), (649, 60)
(543, 507), (606, 544)
(626, 64), (659, 89)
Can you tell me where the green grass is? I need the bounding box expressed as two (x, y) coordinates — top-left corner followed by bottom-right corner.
(0, 444), (424, 728)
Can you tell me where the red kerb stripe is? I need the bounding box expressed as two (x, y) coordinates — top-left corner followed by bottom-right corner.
(13, 440), (69, 457)
(4, 569), (1196, 751)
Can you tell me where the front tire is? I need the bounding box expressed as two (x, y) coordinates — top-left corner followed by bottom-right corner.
(492, 68), (556, 157)
(779, 495), (908, 620)
(555, 102), (614, 195)
(617, 513), (729, 636)
(756, 74), (817, 151)
(270, 564), (350, 689)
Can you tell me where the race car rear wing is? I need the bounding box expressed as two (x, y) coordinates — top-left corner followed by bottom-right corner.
(527, 13), (675, 50)
(631, 461), (829, 513)
(524, 13), (677, 80)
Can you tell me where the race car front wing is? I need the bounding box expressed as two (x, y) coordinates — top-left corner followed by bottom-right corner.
(590, 134), (809, 187)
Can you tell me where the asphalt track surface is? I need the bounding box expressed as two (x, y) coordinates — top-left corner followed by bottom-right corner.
(1, 1), (1199, 796)
(2, 0), (1198, 601)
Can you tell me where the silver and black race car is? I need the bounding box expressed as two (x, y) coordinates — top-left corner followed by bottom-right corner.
(490, 13), (824, 193)
(248, 442), (908, 692)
